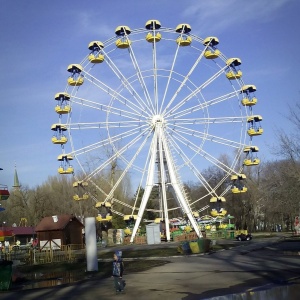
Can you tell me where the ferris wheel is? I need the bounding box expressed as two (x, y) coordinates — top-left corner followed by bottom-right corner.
(52, 20), (262, 242)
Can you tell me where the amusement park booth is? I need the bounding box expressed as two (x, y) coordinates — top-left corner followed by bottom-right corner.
(35, 214), (84, 250)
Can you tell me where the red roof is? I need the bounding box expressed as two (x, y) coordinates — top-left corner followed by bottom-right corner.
(6, 226), (35, 235)
(35, 214), (83, 232)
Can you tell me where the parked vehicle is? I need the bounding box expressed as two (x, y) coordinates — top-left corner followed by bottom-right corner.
(236, 233), (252, 241)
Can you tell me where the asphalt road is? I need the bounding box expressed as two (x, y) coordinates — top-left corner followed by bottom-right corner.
(1, 235), (300, 300)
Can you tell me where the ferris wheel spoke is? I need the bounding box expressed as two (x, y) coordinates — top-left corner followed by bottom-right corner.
(159, 36), (181, 114)
(67, 120), (147, 130)
(84, 126), (151, 181)
(71, 96), (148, 121)
(170, 90), (238, 119)
(169, 116), (245, 125)
(101, 49), (154, 115)
(152, 36), (159, 114)
(168, 123), (245, 149)
(70, 125), (148, 157)
(103, 128), (153, 202)
(127, 41), (155, 114)
(166, 133), (216, 194)
(160, 44), (208, 115)
(171, 130), (239, 174)
(164, 65), (228, 118)
(81, 70), (151, 117)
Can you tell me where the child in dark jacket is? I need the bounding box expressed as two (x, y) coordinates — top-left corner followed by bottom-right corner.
(112, 250), (125, 292)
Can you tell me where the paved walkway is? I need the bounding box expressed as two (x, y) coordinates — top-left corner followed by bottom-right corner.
(1, 236), (300, 300)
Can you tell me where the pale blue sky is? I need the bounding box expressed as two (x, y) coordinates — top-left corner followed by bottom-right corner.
(0, 0), (299, 189)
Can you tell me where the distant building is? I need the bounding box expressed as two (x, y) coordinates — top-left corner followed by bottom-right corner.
(12, 165), (21, 189)
(3, 226), (36, 244)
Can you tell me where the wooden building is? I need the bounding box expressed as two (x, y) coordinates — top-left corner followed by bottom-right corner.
(4, 226), (36, 245)
(35, 214), (84, 250)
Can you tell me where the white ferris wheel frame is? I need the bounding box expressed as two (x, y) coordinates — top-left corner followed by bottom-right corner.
(54, 22), (260, 243)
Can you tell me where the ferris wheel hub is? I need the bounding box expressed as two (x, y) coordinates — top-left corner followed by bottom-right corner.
(151, 114), (165, 126)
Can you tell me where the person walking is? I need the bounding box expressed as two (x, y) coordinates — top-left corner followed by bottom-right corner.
(112, 250), (126, 293)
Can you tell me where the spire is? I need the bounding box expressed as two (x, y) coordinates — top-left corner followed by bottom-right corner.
(13, 164), (21, 189)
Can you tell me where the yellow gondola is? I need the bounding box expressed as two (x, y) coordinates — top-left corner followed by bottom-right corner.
(145, 20), (161, 30)
(241, 84), (257, 106)
(146, 32), (162, 43)
(96, 215), (112, 222)
(145, 20), (162, 43)
(51, 124), (68, 144)
(55, 105), (71, 114)
(248, 128), (263, 136)
(241, 98), (257, 106)
(176, 24), (192, 46)
(73, 194), (89, 201)
(96, 201), (112, 222)
(244, 146), (259, 153)
(241, 84), (256, 93)
(73, 181), (89, 200)
(203, 36), (220, 59)
(51, 124), (67, 131)
(243, 146), (260, 166)
(211, 209), (227, 217)
(231, 174), (247, 193)
(116, 39), (131, 48)
(57, 154), (73, 174)
(115, 25), (131, 36)
(73, 181), (88, 187)
(226, 58), (242, 80)
(210, 197), (226, 217)
(192, 211), (199, 218)
(244, 158), (260, 166)
(176, 23), (191, 34)
(88, 41), (105, 63)
(247, 115), (263, 136)
(57, 154), (73, 161)
(67, 64), (84, 86)
(231, 186), (248, 193)
(54, 92), (71, 114)
(231, 174), (246, 181)
(55, 92), (70, 101)
(123, 215), (138, 221)
(115, 26), (131, 48)
(67, 77), (84, 86)
(51, 136), (67, 145)
(210, 196), (226, 203)
(88, 41), (104, 50)
(176, 36), (192, 46)
(88, 53), (105, 63)
(95, 201), (112, 208)
(58, 166), (74, 174)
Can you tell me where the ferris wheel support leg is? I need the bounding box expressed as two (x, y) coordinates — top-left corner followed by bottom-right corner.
(130, 184), (153, 243)
(130, 135), (157, 244)
(172, 184), (202, 238)
(158, 126), (171, 242)
(161, 132), (202, 239)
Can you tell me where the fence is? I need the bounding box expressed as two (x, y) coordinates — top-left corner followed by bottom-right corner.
(2, 244), (85, 265)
